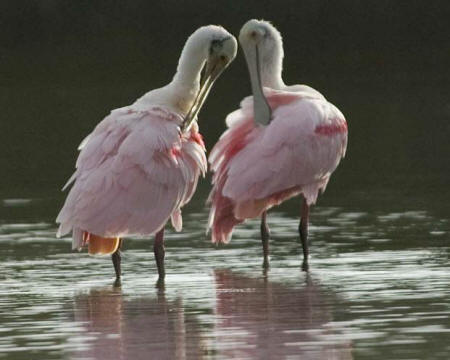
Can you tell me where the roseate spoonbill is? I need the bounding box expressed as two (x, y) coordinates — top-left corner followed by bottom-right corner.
(56, 25), (237, 281)
(208, 20), (347, 270)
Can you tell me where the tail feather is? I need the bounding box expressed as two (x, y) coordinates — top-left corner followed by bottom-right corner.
(208, 114), (256, 244)
(72, 227), (84, 251)
(209, 176), (243, 244)
(210, 182), (305, 244)
(210, 197), (241, 244)
(171, 209), (183, 232)
(86, 233), (120, 255)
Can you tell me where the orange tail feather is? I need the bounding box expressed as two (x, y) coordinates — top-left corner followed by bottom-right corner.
(87, 233), (120, 255)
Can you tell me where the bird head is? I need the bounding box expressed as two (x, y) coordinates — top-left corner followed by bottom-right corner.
(239, 20), (283, 68)
(182, 26), (237, 132)
(239, 20), (284, 126)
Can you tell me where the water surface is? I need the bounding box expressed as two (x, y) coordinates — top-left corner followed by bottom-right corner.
(0, 187), (448, 360)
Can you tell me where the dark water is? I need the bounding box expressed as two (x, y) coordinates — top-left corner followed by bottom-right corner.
(1, 1), (450, 359)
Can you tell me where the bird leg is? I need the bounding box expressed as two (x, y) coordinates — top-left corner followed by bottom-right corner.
(154, 227), (166, 280)
(111, 239), (123, 283)
(261, 210), (270, 268)
(299, 198), (310, 271)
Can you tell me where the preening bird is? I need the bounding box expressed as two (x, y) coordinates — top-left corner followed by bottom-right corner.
(56, 25), (237, 281)
(208, 20), (348, 270)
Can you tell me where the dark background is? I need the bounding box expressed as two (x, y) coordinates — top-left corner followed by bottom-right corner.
(1, 0), (449, 212)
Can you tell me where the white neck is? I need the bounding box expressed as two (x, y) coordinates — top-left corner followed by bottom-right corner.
(172, 40), (205, 88)
(132, 25), (231, 116)
(132, 36), (207, 115)
(260, 39), (285, 89)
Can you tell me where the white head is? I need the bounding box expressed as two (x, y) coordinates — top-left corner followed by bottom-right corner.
(239, 20), (284, 88)
(239, 20), (285, 125)
(175, 25), (238, 131)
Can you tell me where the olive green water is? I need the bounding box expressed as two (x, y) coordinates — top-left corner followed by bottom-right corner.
(1, 2), (450, 359)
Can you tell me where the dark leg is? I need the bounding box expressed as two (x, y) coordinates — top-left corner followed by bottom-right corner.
(112, 239), (123, 285)
(261, 211), (270, 268)
(154, 227), (165, 280)
(299, 198), (310, 271)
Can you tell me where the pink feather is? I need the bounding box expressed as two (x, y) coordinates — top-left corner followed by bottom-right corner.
(57, 106), (206, 250)
(208, 88), (347, 244)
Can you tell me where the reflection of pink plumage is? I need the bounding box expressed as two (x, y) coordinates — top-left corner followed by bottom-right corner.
(208, 20), (348, 270)
(56, 25), (237, 281)
(213, 270), (353, 358)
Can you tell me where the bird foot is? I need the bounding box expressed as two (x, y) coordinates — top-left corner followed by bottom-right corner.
(113, 277), (122, 287)
(301, 259), (309, 272)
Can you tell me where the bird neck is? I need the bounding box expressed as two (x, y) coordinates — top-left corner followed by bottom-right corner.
(261, 64), (285, 90)
(172, 40), (205, 90)
(166, 36), (209, 115)
(260, 40), (285, 90)
(132, 31), (209, 115)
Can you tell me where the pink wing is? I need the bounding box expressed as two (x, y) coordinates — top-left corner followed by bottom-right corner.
(208, 88), (347, 244)
(56, 106), (206, 249)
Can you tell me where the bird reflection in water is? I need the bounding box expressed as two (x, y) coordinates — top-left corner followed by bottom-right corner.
(71, 286), (206, 360)
(71, 273), (352, 359)
(213, 270), (353, 359)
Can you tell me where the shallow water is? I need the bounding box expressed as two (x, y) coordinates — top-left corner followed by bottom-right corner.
(0, 187), (448, 360)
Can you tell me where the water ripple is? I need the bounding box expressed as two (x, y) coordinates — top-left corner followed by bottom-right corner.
(0, 200), (448, 359)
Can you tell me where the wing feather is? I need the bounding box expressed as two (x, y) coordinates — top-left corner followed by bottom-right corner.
(208, 88), (348, 243)
(56, 106), (206, 240)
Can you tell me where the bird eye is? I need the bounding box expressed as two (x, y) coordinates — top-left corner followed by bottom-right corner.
(210, 39), (223, 55)
(250, 29), (267, 39)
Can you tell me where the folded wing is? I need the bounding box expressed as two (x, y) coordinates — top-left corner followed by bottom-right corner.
(57, 107), (206, 249)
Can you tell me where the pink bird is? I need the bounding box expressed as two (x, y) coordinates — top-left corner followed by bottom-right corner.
(208, 20), (348, 270)
(56, 26), (237, 281)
